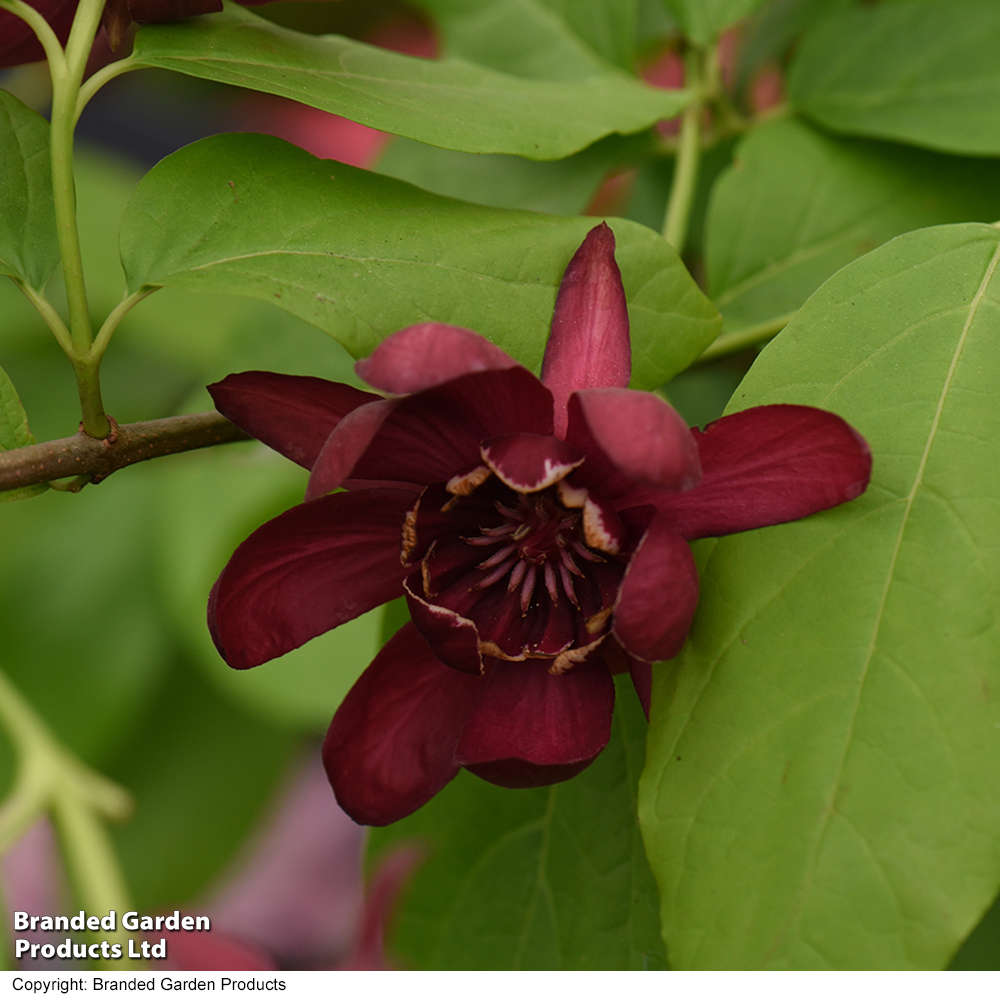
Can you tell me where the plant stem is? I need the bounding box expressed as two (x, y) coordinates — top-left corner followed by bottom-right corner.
(48, 0), (111, 438)
(662, 48), (705, 254)
(0, 412), (252, 492)
(51, 795), (134, 968)
(697, 311), (796, 362)
(17, 283), (74, 355)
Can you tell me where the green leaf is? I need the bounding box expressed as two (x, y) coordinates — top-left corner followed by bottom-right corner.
(119, 132), (719, 390)
(0, 361), (37, 451)
(788, 0), (1000, 155)
(637, 0), (677, 47)
(417, 0), (637, 76)
(706, 119), (1000, 335)
(107, 651), (299, 909)
(154, 444), (380, 732)
(540, 0), (638, 71)
(377, 133), (651, 215)
(369, 676), (665, 970)
(660, 0), (768, 46)
(0, 361), (46, 503)
(131, 3), (688, 161)
(641, 223), (1000, 969)
(0, 90), (59, 292)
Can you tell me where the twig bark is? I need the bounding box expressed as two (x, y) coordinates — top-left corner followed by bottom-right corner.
(0, 411), (251, 492)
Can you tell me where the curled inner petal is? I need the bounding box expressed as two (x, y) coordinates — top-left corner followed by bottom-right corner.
(480, 433), (584, 493)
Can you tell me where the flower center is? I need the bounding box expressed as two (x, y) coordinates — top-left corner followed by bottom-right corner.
(463, 491), (604, 614)
(403, 477), (626, 666)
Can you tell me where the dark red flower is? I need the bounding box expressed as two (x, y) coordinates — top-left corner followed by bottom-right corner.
(207, 224), (871, 826)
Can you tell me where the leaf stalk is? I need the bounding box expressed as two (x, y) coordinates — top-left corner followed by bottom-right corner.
(662, 48), (705, 253)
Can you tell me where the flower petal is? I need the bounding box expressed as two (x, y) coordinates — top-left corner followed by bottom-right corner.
(480, 433), (584, 492)
(404, 574), (485, 675)
(356, 323), (519, 394)
(613, 515), (699, 663)
(648, 404), (873, 540)
(541, 223), (631, 438)
(323, 623), (487, 826)
(306, 399), (398, 500)
(568, 388), (702, 493)
(209, 371), (381, 470)
(455, 657), (614, 787)
(209, 488), (413, 669)
(308, 367), (553, 498)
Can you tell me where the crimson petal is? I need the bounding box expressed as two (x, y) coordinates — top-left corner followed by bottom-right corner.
(542, 223), (631, 438)
(209, 489), (413, 669)
(404, 574), (485, 675)
(209, 372), (381, 471)
(306, 399), (398, 499)
(568, 388), (701, 493)
(481, 433), (584, 492)
(649, 404), (873, 540)
(309, 367), (553, 498)
(613, 515), (699, 663)
(323, 623), (487, 826)
(455, 657), (614, 787)
(356, 323), (519, 394)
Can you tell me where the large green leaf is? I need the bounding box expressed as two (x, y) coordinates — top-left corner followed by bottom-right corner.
(706, 119), (1000, 335)
(416, 0), (637, 76)
(377, 133), (650, 216)
(119, 132), (719, 389)
(641, 223), (1000, 968)
(540, 0), (638, 71)
(0, 90), (59, 292)
(369, 676), (664, 970)
(788, 0), (1000, 155)
(660, 0), (768, 45)
(131, 3), (688, 161)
